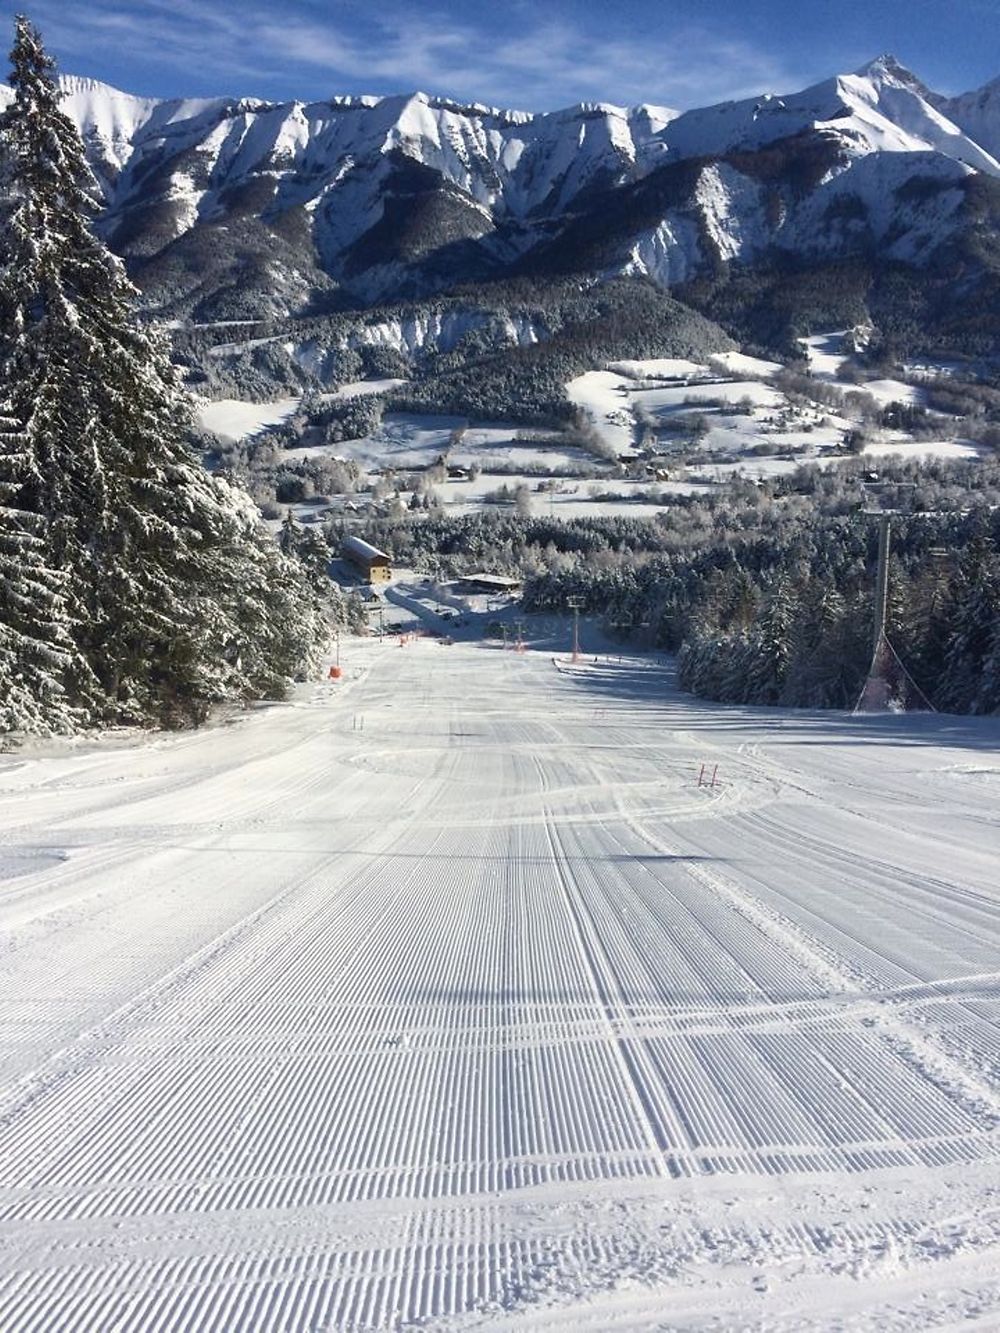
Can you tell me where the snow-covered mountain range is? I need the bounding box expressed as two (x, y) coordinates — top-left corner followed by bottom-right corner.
(6, 55), (999, 320)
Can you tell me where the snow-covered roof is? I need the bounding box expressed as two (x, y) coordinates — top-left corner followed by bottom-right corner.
(456, 573), (522, 589)
(342, 535), (391, 564)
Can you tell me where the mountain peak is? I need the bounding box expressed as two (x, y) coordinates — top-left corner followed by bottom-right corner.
(854, 54), (925, 90)
(58, 73), (141, 96)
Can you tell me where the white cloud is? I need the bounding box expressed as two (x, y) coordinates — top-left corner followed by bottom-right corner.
(13, 0), (812, 109)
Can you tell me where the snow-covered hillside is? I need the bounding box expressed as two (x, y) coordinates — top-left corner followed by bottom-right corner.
(3, 54), (996, 312)
(935, 75), (1000, 161)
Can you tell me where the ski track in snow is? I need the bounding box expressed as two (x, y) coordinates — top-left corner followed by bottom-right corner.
(0, 643), (999, 1330)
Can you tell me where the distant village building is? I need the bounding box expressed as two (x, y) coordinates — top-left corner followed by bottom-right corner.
(342, 535), (392, 585)
(452, 573), (522, 596)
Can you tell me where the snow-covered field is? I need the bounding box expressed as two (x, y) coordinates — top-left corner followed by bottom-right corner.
(710, 350), (783, 378)
(433, 476), (700, 518)
(801, 333), (927, 407)
(608, 357), (708, 380)
(196, 382), (407, 446)
(862, 439), (980, 464)
(566, 370), (638, 455)
(801, 331), (852, 381)
(197, 396), (300, 443)
(1, 639), (999, 1330)
(321, 377), (407, 402)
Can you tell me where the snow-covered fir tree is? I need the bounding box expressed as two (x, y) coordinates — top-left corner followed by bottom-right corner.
(939, 545), (1000, 714)
(0, 17), (328, 732)
(0, 407), (88, 732)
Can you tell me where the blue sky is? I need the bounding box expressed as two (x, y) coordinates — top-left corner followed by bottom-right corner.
(3, 0), (997, 109)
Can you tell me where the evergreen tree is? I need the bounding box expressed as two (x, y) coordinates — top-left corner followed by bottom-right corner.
(0, 408), (85, 731)
(743, 574), (797, 704)
(939, 548), (1000, 713)
(975, 613), (1000, 715)
(897, 558), (954, 703)
(0, 17), (328, 731)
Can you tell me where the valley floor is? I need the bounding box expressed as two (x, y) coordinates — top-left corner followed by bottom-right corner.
(1, 641), (999, 1330)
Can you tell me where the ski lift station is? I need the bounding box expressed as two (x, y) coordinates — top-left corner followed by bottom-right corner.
(342, 535), (392, 585)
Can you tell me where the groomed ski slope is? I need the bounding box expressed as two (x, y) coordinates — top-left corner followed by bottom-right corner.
(1, 639), (999, 1331)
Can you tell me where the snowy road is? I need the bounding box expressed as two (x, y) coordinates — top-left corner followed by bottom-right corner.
(1, 640), (1000, 1330)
